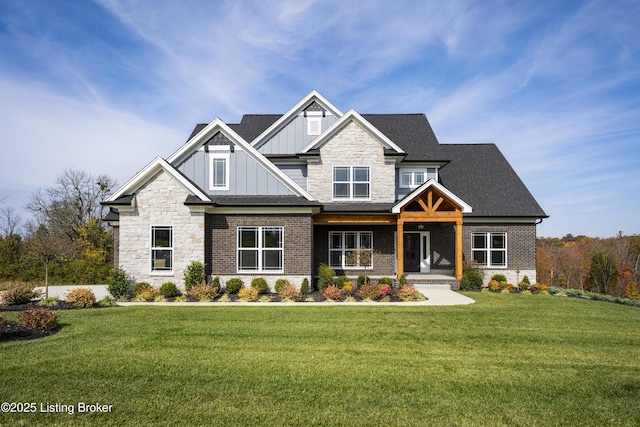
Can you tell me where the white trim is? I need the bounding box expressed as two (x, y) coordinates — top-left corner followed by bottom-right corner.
(237, 226), (284, 274)
(307, 116), (322, 136)
(189, 206), (320, 215)
(165, 118), (316, 201)
(392, 179), (472, 214)
(471, 231), (507, 269)
(299, 109), (405, 154)
(209, 152), (230, 191)
(106, 157), (209, 203)
(328, 231), (374, 270)
(251, 90), (344, 146)
(332, 165), (371, 201)
(399, 168), (438, 189)
(462, 217), (540, 223)
(150, 225), (173, 274)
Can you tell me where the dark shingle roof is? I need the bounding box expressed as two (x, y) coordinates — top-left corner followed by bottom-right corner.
(438, 144), (547, 218)
(321, 203), (396, 213)
(185, 195), (320, 207)
(231, 115), (282, 142)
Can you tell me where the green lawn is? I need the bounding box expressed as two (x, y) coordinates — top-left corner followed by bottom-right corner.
(1, 293), (639, 426)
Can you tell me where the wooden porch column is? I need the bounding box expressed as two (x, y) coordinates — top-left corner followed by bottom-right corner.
(455, 218), (463, 279)
(396, 219), (404, 279)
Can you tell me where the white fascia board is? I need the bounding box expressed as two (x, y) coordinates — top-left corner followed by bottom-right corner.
(169, 118), (316, 202)
(251, 90), (344, 146)
(392, 179), (472, 214)
(299, 109), (405, 154)
(106, 157), (209, 203)
(462, 217), (540, 224)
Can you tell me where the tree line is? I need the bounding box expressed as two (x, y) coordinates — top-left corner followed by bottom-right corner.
(0, 169), (115, 285)
(537, 233), (640, 297)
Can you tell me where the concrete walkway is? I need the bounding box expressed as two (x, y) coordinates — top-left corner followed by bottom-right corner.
(36, 284), (475, 307)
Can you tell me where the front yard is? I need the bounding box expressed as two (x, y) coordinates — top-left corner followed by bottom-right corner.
(1, 293), (639, 426)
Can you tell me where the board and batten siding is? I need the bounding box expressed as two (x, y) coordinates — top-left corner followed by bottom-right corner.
(256, 114), (338, 155)
(175, 148), (296, 196)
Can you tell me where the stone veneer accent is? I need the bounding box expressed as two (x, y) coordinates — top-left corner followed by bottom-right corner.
(307, 121), (396, 203)
(207, 213), (313, 289)
(462, 223), (538, 284)
(118, 170), (205, 287)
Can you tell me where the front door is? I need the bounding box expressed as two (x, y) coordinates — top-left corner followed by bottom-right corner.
(403, 232), (431, 273)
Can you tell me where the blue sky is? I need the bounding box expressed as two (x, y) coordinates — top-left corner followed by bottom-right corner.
(0, 0), (638, 237)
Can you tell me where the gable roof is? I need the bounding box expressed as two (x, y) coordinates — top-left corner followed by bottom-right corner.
(299, 109), (405, 154)
(167, 118), (316, 201)
(392, 179), (472, 214)
(251, 90), (343, 146)
(438, 144), (548, 218)
(106, 157), (210, 203)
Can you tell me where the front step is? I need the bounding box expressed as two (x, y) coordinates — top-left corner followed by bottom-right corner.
(405, 278), (460, 290)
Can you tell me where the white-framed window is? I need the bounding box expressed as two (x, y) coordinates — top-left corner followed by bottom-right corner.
(210, 152), (230, 191)
(333, 166), (370, 200)
(151, 226), (173, 272)
(399, 168), (438, 188)
(329, 231), (373, 269)
(237, 226), (284, 273)
(472, 232), (507, 268)
(307, 117), (322, 136)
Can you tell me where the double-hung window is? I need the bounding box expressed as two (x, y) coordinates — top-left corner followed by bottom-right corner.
(238, 227), (284, 273)
(472, 232), (507, 268)
(210, 152), (230, 191)
(151, 226), (173, 272)
(333, 166), (370, 199)
(329, 231), (373, 269)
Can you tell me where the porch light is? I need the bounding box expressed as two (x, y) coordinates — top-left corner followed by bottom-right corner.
(417, 224), (424, 230)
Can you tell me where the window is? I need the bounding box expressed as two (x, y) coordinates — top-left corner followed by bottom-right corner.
(237, 226), (283, 273)
(333, 166), (370, 199)
(210, 152), (229, 190)
(151, 226), (173, 272)
(472, 232), (507, 268)
(399, 168), (438, 188)
(329, 231), (373, 269)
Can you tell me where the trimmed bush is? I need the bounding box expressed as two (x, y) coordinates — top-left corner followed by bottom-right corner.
(317, 263), (335, 292)
(491, 274), (508, 283)
(184, 261), (206, 291)
(98, 296), (118, 307)
(397, 285), (425, 302)
(488, 280), (501, 292)
(379, 284), (391, 296)
(278, 283), (300, 301)
(335, 276), (350, 289)
(212, 275), (221, 289)
(136, 286), (160, 302)
(378, 277), (394, 286)
(460, 264), (484, 291)
(187, 283), (219, 302)
(66, 288), (96, 308)
(300, 278), (310, 295)
(399, 274), (408, 286)
(275, 279), (290, 293)
(225, 278), (244, 294)
(251, 277), (269, 294)
(18, 308), (60, 331)
(357, 275), (371, 286)
(38, 297), (60, 307)
(160, 281), (180, 298)
(133, 282), (152, 296)
(358, 283), (381, 300)
(1, 282), (41, 305)
(107, 268), (130, 299)
(324, 285), (341, 301)
(341, 281), (354, 296)
(238, 286), (259, 302)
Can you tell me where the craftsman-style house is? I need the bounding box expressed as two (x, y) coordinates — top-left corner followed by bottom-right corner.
(103, 91), (547, 289)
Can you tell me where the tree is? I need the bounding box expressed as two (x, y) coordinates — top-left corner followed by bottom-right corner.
(0, 205), (22, 237)
(27, 169), (115, 241)
(26, 224), (73, 297)
(590, 249), (619, 295)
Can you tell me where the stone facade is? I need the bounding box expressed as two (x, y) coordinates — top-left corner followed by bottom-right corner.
(118, 170), (205, 287)
(207, 213), (313, 290)
(307, 121), (396, 203)
(462, 223), (537, 284)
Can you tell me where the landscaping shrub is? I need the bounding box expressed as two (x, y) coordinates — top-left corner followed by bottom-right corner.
(335, 276), (350, 289)
(38, 297), (60, 307)
(357, 275), (371, 286)
(133, 282), (152, 296)
(225, 278), (243, 294)
(626, 282), (640, 300)
(488, 280), (501, 292)
(491, 274), (508, 283)
(212, 275), (221, 289)
(251, 277), (269, 294)
(323, 285), (341, 301)
(1, 282), (41, 305)
(98, 296), (118, 307)
(341, 281), (354, 296)
(397, 285), (425, 301)
(238, 286), (259, 302)
(278, 283), (300, 301)
(378, 277), (394, 286)
(160, 281), (180, 298)
(136, 286), (160, 302)
(187, 283), (219, 302)
(460, 264), (483, 291)
(18, 308), (60, 331)
(379, 283), (391, 296)
(317, 263), (335, 292)
(66, 288), (96, 308)
(300, 278), (310, 295)
(399, 273), (408, 286)
(0, 314), (5, 328)
(275, 279), (290, 293)
(184, 261), (206, 291)
(358, 283), (380, 300)
(107, 268), (130, 299)
(521, 275), (531, 287)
